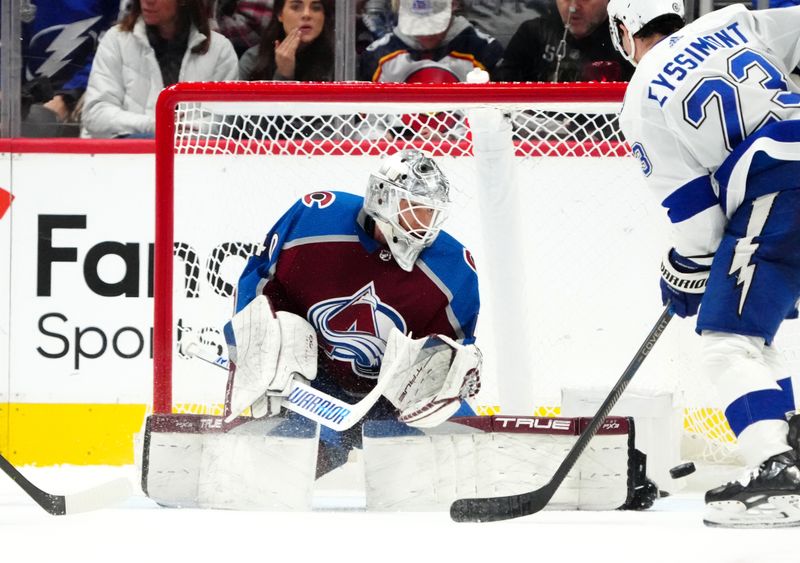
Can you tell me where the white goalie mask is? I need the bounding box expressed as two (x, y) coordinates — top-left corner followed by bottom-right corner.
(364, 149), (451, 271)
(607, 0), (685, 66)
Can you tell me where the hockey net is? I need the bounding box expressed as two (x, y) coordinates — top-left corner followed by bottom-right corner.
(153, 81), (798, 466)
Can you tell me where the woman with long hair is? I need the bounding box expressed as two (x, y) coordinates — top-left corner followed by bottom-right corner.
(239, 0), (334, 81)
(82, 0), (238, 138)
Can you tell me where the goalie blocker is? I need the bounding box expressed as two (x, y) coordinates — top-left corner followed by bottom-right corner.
(140, 413), (655, 511)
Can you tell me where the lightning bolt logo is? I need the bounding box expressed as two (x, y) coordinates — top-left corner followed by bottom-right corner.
(29, 17), (102, 80)
(728, 193), (778, 315)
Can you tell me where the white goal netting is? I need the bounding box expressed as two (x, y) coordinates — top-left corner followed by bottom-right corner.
(153, 81), (800, 466)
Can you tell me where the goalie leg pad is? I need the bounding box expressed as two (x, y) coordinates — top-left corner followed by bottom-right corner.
(362, 416), (638, 511)
(142, 415), (319, 510)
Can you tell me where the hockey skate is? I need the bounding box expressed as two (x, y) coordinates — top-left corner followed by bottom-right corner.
(704, 448), (800, 528)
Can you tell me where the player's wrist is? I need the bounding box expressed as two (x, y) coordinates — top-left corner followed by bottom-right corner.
(668, 248), (712, 272)
(661, 248), (710, 294)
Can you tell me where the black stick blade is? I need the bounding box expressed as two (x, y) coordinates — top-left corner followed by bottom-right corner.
(450, 485), (553, 523)
(1, 452), (130, 515)
(450, 496), (520, 523)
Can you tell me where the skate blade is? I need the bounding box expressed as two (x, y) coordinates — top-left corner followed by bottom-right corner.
(704, 495), (800, 529)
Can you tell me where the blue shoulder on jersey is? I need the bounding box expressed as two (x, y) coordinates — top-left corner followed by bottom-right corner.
(236, 191), (364, 310)
(419, 231), (480, 343)
(235, 190), (479, 342)
(714, 119), (800, 213)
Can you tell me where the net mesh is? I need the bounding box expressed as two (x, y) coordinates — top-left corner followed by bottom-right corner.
(173, 100), (627, 157)
(154, 83), (791, 466)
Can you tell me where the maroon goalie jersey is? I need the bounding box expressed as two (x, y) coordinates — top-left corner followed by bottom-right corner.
(235, 191), (480, 397)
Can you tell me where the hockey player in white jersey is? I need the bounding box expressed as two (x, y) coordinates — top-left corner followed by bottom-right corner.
(607, 0), (800, 527)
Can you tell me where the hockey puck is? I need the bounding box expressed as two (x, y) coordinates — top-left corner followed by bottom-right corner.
(669, 462), (696, 479)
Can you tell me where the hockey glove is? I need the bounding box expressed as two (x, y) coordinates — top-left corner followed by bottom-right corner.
(380, 329), (482, 428)
(225, 295), (318, 420)
(659, 248), (711, 318)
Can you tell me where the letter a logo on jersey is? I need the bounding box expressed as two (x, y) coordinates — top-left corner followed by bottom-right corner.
(308, 282), (407, 379)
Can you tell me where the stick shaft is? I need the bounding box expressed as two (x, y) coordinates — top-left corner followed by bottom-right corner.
(1, 451), (131, 515)
(450, 303), (674, 522)
(0, 451), (65, 514)
(546, 304), (674, 492)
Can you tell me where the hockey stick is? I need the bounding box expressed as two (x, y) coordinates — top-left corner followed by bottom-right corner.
(450, 303), (674, 523)
(185, 342), (394, 432)
(0, 452), (132, 515)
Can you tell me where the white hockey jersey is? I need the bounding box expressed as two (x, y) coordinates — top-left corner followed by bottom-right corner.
(619, 5), (800, 258)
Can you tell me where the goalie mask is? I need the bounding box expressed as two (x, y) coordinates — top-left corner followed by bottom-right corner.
(607, 0), (684, 66)
(364, 149), (451, 271)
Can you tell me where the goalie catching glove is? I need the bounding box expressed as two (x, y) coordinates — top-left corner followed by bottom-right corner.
(380, 328), (482, 428)
(224, 295), (318, 421)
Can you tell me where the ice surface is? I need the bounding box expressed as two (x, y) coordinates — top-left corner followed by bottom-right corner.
(1, 464), (799, 563)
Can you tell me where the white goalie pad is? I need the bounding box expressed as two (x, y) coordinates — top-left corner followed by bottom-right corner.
(363, 416), (637, 511)
(561, 387), (682, 493)
(380, 330), (481, 428)
(225, 295), (318, 421)
(141, 414), (318, 510)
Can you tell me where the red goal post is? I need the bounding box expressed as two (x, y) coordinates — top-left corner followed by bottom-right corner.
(153, 81), (749, 466)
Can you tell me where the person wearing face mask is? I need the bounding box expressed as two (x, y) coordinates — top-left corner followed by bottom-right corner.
(238, 0), (334, 80)
(492, 0), (633, 82)
(224, 149), (482, 478)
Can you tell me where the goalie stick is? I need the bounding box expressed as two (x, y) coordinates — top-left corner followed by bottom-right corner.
(0, 452), (131, 515)
(449, 303), (674, 523)
(184, 341), (395, 432)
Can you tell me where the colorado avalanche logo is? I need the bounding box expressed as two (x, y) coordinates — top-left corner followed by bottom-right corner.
(302, 191), (335, 209)
(308, 282), (406, 379)
(631, 142), (653, 177)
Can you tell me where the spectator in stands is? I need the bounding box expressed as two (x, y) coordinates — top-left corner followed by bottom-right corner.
(238, 0), (334, 80)
(492, 0), (633, 82)
(360, 0), (395, 43)
(212, 0), (274, 57)
(457, 0), (551, 48)
(20, 0), (119, 137)
(81, 0), (238, 139)
(358, 0), (503, 82)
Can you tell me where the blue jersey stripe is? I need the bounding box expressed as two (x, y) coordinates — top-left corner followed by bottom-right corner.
(724, 377), (795, 436)
(661, 175), (719, 223)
